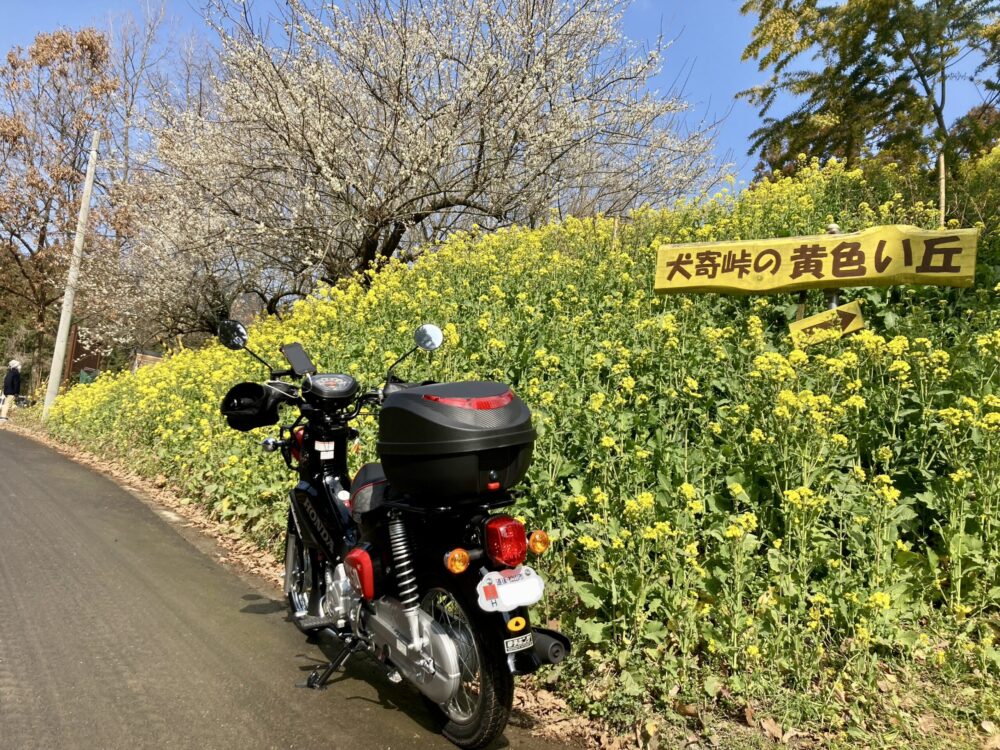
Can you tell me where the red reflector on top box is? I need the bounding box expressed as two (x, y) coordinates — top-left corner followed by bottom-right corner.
(422, 390), (515, 410)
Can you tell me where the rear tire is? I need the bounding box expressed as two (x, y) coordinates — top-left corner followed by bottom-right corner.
(420, 584), (513, 749)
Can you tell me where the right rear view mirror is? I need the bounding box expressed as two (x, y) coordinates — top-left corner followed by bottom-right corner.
(415, 324), (444, 352)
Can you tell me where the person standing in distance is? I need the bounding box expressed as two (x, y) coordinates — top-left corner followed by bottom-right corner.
(1, 360), (21, 420)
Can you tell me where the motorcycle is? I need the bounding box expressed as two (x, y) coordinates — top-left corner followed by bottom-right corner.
(217, 320), (570, 749)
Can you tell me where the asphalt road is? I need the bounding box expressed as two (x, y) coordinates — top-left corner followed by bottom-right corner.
(0, 430), (564, 749)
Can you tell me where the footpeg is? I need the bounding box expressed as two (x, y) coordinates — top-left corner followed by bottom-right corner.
(296, 614), (340, 631)
(386, 669), (402, 684)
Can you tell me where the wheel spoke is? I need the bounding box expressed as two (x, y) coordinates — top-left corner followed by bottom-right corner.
(421, 588), (484, 724)
(286, 533), (311, 613)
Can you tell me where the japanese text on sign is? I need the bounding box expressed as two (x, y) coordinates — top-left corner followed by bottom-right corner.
(654, 225), (979, 295)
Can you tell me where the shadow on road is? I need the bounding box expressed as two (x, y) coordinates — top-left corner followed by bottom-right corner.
(238, 592), (287, 615)
(292, 630), (516, 749)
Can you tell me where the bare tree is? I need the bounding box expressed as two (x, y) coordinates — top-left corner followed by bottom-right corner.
(76, 9), (235, 349)
(0, 30), (115, 388)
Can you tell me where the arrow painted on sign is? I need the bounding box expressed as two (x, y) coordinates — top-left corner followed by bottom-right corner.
(788, 300), (865, 343)
(810, 307), (858, 332)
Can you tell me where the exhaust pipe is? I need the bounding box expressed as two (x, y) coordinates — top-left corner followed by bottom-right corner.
(532, 627), (571, 665)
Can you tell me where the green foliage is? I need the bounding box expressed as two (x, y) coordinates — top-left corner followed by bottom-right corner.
(739, 0), (1000, 174)
(955, 145), (1000, 232)
(45, 160), (1000, 734)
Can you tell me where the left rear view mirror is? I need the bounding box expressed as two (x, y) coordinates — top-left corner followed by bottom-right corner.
(218, 319), (249, 351)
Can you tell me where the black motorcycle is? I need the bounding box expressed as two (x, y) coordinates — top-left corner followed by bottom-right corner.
(217, 320), (570, 749)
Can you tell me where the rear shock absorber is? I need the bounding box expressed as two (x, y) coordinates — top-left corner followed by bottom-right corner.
(388, 511), (424, 649)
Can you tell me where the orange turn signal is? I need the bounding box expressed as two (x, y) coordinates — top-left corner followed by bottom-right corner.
(445, 548), (471, 574)
(528, 530), (550, 555)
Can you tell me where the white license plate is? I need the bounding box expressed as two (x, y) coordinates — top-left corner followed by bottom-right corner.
(476, 566), (544, 613)
(315, 440), (336, 460)
(504, 633), (534, 654)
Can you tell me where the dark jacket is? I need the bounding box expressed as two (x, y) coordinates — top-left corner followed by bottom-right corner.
(3, 369), (20, 397)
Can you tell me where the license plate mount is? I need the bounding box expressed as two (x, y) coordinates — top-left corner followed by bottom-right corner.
(475, 566), (544, 613)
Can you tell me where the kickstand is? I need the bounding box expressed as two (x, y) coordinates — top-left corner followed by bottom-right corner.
(301, 638), (359, 690)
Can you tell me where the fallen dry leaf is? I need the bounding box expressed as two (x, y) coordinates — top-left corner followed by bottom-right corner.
(983, 721), (998, 735)
(743, 705), (756, 726)
(674, 701), (700, 718)
(917, 714), (936, 734)
(761, 717), (783, 743)
(983, 735), (1000, 750)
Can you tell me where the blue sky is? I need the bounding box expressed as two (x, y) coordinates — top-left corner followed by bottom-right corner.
(0, 0), (987, 182)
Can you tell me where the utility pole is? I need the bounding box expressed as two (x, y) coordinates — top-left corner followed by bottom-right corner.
(43, 131), (100, 421)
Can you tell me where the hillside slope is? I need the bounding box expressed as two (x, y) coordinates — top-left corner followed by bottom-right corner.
(48, 159), (1000, 740)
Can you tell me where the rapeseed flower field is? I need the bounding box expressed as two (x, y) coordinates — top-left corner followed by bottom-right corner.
(47, 158), (1000, 740)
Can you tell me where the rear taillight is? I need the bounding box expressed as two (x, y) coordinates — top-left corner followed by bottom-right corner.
(423, 390), (515, 410)
(484, 515), (527, 568)
(290, 427), (305, 462)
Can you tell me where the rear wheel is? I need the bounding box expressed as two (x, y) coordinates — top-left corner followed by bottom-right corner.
(420, 585), (513, 749)
(284, 522), (322, 633)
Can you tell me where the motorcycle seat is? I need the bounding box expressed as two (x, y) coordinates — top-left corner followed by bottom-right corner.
(350, 463), (389, 521)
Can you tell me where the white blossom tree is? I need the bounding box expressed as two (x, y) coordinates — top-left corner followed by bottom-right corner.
(77, 0), (720, 348)
(148, 0), (718, 283)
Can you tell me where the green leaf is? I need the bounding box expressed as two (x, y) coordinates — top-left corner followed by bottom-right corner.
(620, 669), (644, 696)
(575, 618), (609, 644)
(643, 619), (667, 644)
(570, 579), (605, 609)
(704, 674), (723, 698)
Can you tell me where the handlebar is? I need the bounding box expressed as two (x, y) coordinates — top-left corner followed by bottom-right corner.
(261, 437), (287, 452)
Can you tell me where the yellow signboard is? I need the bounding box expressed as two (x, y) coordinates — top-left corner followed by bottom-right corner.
(789, 301), (865, 344)
(655, 225), (979, 295)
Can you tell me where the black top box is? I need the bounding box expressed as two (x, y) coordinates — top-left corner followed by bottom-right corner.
(376, 381), (536, 502)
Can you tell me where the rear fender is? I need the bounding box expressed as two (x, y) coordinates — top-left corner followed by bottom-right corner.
(442, 570), (550, 676)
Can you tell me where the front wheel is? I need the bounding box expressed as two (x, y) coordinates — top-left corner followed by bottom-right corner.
(284, 521), (322, 633)
(420, 585), (513, 749)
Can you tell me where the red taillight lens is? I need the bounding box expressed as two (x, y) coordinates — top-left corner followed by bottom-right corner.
(423, 390), (515, 410)
(484, 515), (527, 568)
(290, 427), (305, 462)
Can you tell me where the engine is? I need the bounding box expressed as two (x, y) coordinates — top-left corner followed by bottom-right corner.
(322, 564), (360, 628)
(321, 561), (461, 706)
